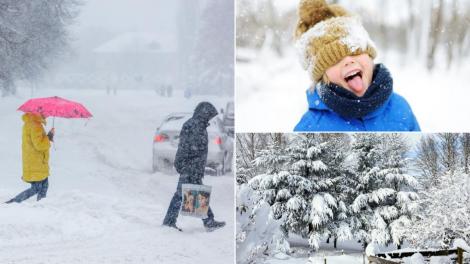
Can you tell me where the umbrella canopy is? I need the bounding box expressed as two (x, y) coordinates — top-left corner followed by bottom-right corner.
(17, 96), (92, 118)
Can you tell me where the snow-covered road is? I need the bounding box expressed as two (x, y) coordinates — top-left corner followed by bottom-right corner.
(0, 88), (234, 264)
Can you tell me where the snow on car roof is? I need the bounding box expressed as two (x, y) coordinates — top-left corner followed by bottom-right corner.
(159, 113), (222, 132)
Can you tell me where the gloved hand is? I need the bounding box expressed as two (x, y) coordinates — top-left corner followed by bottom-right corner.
(47, 128), (55, 142)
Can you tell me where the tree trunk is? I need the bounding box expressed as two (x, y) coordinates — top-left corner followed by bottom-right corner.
(446, 0), (459, 70)
(265, 0), (283, 57)
(438, 133), (459, 176)
(461, 134), (470, 174)
(406, 0), (416, 60)
(427, 0), (444, 71)
(334, 237), (337, 249)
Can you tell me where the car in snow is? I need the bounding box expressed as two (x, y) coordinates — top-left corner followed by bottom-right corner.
(152, 112), (233, 175)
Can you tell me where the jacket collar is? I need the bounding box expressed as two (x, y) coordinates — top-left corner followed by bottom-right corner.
(22, 113), (46, 125)
(306, 87), (391, 120)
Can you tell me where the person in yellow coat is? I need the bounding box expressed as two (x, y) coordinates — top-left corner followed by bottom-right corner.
(6, 113), (55, 203)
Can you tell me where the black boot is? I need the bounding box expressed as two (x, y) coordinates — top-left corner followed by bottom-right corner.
(204, 220), (225, 232)
(163, 223), (183, 232)
(5, 199), (15, 204)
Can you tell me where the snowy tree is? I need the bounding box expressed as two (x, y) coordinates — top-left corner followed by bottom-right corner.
(460, 133), (470, 174)
(406, 170), (470, 249)
(253, 135), (289, 175)
(237, 134), (293, 263)
(236, 133), (284, 184)
(350, 134), (383, 248)
(0, 0), (80, 96)
(415, 134), (441, 188)
(316, 134), (355, 248)
(247, 134), (354, 250)
(284, 134), (341, 249)
(236, 133), (262, 184)
(409, 134), (470, 248)
(376, 134), (419, 248)
(188, 0), (234, 95)
(350, 134), (418, 248)
(438, 133), (460, 174)
(236, 184), (290, 264)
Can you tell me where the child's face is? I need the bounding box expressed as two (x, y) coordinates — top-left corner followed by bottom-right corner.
(324, 54), (374, 97)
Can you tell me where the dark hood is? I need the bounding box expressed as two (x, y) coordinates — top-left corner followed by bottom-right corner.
(193, 102), (218, 122)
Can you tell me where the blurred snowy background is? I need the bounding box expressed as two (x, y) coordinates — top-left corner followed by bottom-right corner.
(236, 0), (470, 132)
(0, 0), (233, 97)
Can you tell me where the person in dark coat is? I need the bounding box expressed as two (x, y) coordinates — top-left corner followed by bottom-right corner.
(162, 102), (226, 232)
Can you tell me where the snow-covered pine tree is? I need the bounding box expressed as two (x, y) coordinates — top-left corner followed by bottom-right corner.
(246, 134), (321, 249)
(286, 134), (355, 249)
(253, 134), (288, 175)
(376, 134), (419, 248)
(316, 134), (355, 248)
(247, 134), (355, 250)
(350, 133), (383, 248)
(351, 134), (418, 248)
(284, 134), (339, 249)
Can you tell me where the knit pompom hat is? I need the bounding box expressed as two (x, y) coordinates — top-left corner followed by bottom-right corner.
(294, 0), (377, 82)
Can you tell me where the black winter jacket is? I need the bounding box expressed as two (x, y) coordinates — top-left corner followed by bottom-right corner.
(174, 102), (218, 182)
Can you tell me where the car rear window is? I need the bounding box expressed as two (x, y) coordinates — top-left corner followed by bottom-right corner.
(159, 114), (222, 133)
(160, 115), (190, 131)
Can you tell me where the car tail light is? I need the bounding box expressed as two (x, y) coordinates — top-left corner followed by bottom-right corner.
(154, 134), (168, 142)
(214, 136), (222, 145)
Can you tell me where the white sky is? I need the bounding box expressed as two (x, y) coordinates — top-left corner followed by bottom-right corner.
(73, 0), (178, 36)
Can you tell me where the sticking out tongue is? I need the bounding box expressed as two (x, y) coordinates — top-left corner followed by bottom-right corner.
(347, 75), (364, 95)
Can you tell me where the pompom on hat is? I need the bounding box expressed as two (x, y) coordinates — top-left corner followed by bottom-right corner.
(294, 0), (377, 82)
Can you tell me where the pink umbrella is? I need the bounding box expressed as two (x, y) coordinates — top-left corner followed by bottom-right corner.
(18, 96), (92, 127)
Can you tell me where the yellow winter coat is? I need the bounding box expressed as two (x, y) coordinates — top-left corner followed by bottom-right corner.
(22, 113), (51, 182)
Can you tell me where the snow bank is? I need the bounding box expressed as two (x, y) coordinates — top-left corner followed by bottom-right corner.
(403, 253), (425, 264)
(308, 254), (363, 264)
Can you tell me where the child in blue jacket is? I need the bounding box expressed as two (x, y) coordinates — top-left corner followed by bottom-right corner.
(293, 0), (420, 131)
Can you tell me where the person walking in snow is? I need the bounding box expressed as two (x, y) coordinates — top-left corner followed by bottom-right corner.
(293, 0), (420, 131)
(162, 102), (226, 232)
(6, 113), (54, 203)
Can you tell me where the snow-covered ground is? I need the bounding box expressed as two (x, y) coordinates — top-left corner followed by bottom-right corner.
(236, 48), (470, 132)
(0, 88), (234, 264)
(249, 238), (375, 264)
(257, 239), (466, 264)
(279, 240), (367, 264)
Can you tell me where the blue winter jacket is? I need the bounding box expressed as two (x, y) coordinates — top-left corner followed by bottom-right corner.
(294, 89), (420, 132)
